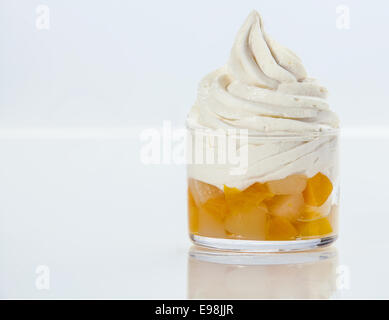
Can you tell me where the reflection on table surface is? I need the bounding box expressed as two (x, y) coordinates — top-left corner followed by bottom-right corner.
(187, 246), (338, 299)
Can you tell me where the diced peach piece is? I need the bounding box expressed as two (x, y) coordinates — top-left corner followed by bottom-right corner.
(267, 194), (304, 222)
(298, 208), (322, 222)
(202, 197), (228, 221)
(188, 179), (227, 238)
(303, 173), (333, 207)
(266, 216), (298, 240)
(266, 174), (307, 195)
(198, 195), (228, 238)
(224, 185), (242, 200)
(188, 178), (224, 206)
(298, 197), (332, 222)
(224, 203), (267, 240)
(224, 185), (265, 214)
(188, 188), (199, 233)
(224, 183), (273, 209)
(224, 185), (249, 216)
(244, 182), (274, 202)
(295, 217), (333, 238)
(223, 184), (270, 240)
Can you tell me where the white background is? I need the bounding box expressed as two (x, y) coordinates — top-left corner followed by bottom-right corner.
(0, 0), (388, 299)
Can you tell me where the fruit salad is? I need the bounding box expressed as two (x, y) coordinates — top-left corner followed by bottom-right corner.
(188, 173), (337, 241)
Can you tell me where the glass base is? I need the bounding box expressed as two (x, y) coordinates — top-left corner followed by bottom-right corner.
(190, 234), (337, 253)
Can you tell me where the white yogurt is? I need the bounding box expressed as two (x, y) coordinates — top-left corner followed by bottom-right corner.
(187, 11), (339, 189)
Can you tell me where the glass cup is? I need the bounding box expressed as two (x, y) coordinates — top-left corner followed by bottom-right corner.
(187, 125), (339, 252)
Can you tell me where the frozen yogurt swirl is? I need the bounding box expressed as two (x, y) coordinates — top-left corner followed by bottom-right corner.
(187, 11), (339, 190)
(188, 11), (339, 134)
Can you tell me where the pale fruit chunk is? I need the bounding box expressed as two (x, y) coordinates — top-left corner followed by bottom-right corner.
(197, 196), (227, 238)
(189, 178), (224, 206)
(266, 174), (307, 195)
(188, 179), (227, 238)
(266, 216), (298, 240)
(198, 205), (227, 238)
(202, 197), (228, 221)
(303, 173), (333, 207)
(223, 185), (269, 240)
(267, 194), (304, 222)
(188, 188), (199, 234)
(224, 203), (267, 240)
(298, 197), (332, 222)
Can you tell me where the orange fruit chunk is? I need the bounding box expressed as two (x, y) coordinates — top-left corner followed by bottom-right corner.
(303, 173), (333, 206)
(266, 216), (298, 240)
(266, 174), (307, 195)
(224, 185), (253, 211)
(188, 188), (199, 233)
(267, 193), (304, 222)
(244, 182), (274, 199)
(244, 182), (274, 202)
(295, 217), (333, 238)
(188, 178), (224, 206)
(224, 183), (273, 208)
(223, 185), (242, 200)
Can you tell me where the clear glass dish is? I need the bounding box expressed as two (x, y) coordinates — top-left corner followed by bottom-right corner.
(187, 125), (339, 252)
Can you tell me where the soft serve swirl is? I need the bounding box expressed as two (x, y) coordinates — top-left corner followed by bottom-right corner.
(187, 11), (339, 189)
(188, 11), (338, 134)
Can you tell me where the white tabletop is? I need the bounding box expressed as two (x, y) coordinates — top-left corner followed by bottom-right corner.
(0, 132), (387, 299)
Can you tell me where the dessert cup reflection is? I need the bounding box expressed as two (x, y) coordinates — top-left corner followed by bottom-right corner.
(187, 246), (338, 299)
